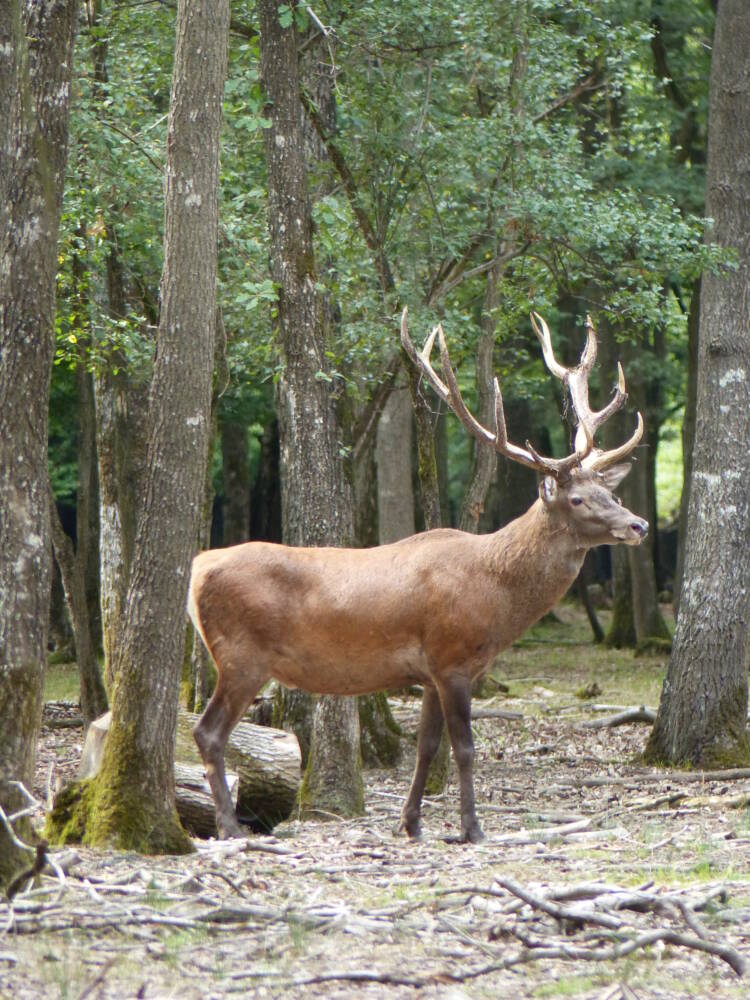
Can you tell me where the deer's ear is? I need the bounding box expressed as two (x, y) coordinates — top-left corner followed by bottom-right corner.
(599, 463), (632, 490)
(539, 476), (558, 504)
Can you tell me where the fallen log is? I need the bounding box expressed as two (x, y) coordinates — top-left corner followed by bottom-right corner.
(578, 705), (656, 730)
(78, 710), (301, 837)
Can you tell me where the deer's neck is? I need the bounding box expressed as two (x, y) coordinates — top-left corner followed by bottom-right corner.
(486, 500), (586, 632)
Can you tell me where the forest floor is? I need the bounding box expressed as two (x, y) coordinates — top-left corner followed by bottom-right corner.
(3, 605), (750, 1000)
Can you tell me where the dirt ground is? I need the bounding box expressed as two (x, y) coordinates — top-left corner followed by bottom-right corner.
(2, 614), (750, 1000)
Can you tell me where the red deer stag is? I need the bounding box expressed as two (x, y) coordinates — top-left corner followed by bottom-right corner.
(188, 308), (647, 842)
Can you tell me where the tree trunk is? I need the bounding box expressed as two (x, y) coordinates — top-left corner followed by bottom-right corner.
(673, 279), (700, 616)
(0, 0), (78, 890)
(49, 0), (231, 854)
(220, 416), (251, 546)
(376, 385), (415, 543)
(606, 546), (637, 648)
(458, 262), (502, 533)
(625, 449), (672, 649)
(250, 418), (282, 542)
(95, 305), (150, 693)
(259, 0), (362, 819)
(646, 1), (750, 767)
(48, 485), (108, 729)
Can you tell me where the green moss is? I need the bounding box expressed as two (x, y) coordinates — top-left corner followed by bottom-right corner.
(700, 736), (750, 770)
(358, 692), (402, 767)
(180, 626), (195, 712)
(45, 733), (194, 856)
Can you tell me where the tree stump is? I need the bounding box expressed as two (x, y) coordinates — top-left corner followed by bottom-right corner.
(78, 710), (301, 837)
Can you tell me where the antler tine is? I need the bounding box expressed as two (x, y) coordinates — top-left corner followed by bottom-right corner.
(584, 412), (645, 471)
(436, 326), (496, 444)
(400, 307), (642, 482)
(401, 309), (450, 402)
(530, 312), (568, 380)
(401, 307), (546, 470)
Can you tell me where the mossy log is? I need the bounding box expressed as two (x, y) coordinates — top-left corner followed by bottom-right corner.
(78, 710), (300, 836)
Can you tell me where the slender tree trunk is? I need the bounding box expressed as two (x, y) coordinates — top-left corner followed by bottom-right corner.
(0, 0), (78, 889)
(86, 3), (151, 694)
(259, 0), (363, 819)
(605, 546), (637, 648)
(457, 258), (502, 534)
(48, 486), (108, 729)
(220, 417), (251, 546)
(645, 1), (750, 767)
(250, 418), (281, 542)
(376, 386), (415, 543)
(50, 0), (231, 853)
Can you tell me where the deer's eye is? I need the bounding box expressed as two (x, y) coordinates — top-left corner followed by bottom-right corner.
(571, 496), (583, 507)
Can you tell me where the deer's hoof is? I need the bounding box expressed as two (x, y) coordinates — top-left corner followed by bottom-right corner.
(462, 823), (485, 845)
(217, 816), (246, 840)
(394, 815), (422, 840)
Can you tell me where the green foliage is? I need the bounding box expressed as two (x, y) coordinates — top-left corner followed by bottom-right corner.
(49, 0), (714, 518)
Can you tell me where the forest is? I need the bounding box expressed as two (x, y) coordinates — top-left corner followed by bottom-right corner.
(1, 1), (750, 997)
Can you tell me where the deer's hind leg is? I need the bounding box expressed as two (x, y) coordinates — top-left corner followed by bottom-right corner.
(193, 643), (267, 839)
(437, 673), (483, 843)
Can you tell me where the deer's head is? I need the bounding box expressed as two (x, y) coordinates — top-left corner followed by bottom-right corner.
(539, 465), (648, 548)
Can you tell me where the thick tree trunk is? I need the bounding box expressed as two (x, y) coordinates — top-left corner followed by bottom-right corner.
(645, 1), (750, 767)
(0, 0), (78, 889)
(49, 0), (231, 853)
(259, 0), (362, 819)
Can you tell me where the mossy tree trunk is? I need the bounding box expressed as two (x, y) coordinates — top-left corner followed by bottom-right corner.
(645, 1), (750, 767)
(259, 0), (363, 819)
(51, 0), (231, 853)
(0, 0), (78, 889)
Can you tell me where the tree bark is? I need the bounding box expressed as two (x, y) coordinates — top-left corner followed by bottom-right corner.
(0, 0), (78, 889)
(50, 0), (231, 853)
(220, 417), (251, 546)
(645, 1), (750, 767)
(48, 485), (108, 729)
(94, 260), (150, 694)
(674, 279), (700, 616)
(259, 0), (363, 819)
(376, 386), (416, 543)
(457, 265), (501, 533)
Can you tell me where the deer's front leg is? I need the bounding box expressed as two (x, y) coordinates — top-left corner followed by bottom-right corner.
(398, 684), (444, 839)
(438, 673), (484, 844)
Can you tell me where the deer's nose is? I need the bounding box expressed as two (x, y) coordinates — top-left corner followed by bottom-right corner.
(631, 518), (648, 539)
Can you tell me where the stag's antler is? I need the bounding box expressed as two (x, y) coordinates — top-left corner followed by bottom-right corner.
(400, 307), (643, 480)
